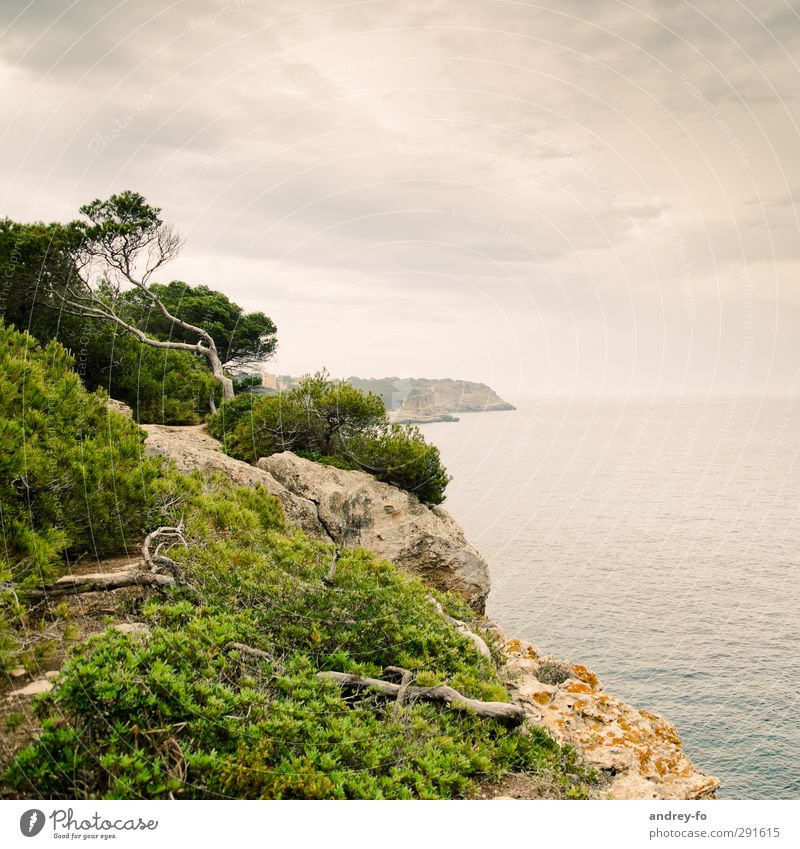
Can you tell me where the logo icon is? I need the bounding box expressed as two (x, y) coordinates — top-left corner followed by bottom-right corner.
(20, 810), (46, 837)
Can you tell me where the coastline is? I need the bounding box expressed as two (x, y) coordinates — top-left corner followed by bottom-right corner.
(142, 421), (720, 800)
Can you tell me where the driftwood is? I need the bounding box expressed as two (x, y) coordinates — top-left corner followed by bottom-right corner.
(24, 570), (177, 600)
(427, 595), (492, 659)
(14, 526), (203, 604)
(317, 671), (525, 724)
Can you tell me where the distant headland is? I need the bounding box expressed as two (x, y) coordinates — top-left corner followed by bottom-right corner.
(254, 372), (516, 424)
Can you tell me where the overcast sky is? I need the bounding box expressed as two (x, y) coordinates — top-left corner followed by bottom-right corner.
(2, 0), (799, 400)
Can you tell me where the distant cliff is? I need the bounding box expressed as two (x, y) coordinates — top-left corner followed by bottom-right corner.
(270, 375), (515, 423)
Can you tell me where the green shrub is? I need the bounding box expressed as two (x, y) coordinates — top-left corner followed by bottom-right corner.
(536, 660), (572, 686)
(206, 393), (258, 445)
(222, 371), (385, 463)
(0, 321), (162, 583)
(346, 423), (451, 505)
(216, 371), (449, 503)
(85, 328), (219, 425)
(3, 476), (593, 799)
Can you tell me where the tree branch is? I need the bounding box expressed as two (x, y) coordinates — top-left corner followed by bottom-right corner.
(23, 570), (177, 600)
(427, 595), (492, 659)
(317, 671), (524, 724)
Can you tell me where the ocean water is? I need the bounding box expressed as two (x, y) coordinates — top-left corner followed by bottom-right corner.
(419, 398), (800, 799)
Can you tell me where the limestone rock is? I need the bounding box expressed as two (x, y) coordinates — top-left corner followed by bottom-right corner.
(258, 452), (491, 612)
(142, 424), (326, 539)
(107, 398), (134, 418)
(6, 678), (54, 700)
(501, 636), (720, 800)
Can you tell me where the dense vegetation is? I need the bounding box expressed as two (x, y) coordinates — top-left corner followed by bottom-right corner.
(0, 324), (593, 799)
(209, 371), (451, 504)
(0, 323), (162, 587)
(0, 197), (276, 424)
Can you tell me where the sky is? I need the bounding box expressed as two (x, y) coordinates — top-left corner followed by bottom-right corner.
(1, 0), (799, 402)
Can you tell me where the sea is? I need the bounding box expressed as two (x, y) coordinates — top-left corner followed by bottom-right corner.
(419, 397), (800, 799)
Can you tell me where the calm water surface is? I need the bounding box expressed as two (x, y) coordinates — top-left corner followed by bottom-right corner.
(420, 398), (800, 799)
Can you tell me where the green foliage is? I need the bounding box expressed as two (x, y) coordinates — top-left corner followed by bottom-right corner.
(122, 280), (277, 367)
(3, 475), (593, 799)
(0, 322), (162, 583)
(232, 372), (265, 393)
(1, 197), (277, 423)
(536, 660), (572, 686)
(93, 328), (219, 424)
(213, 371), (449, 503)
(222, 370), (384, 462)
(346, 423), (451, 505)
(0, 218), (83, 344)
(205, 393), (258, 445)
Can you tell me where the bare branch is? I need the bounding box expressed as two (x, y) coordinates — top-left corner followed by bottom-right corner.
(317, 671), (525, 724)
(428, 595), (491, 659)
(23, 570), (177, 600)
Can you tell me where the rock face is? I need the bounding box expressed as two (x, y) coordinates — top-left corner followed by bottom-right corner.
(142, 425), (325, 539)
(107, 398), (134, 418)
(142, 426), (490, 613)
(500, 635), (719, 800)
(257, 452), (491, 612)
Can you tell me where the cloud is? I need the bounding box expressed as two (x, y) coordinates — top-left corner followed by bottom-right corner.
(1, 0), (799, 394)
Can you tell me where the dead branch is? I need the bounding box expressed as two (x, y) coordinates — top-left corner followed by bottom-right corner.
(143, 525), (187, 579)
(384, 666), (414, 713)
(23, 570), (177, 600)
(224, 642), (284, 674)
(427, 595), (491, 659)
(317, 671), (524, 724)
(322, 546), (340, 586)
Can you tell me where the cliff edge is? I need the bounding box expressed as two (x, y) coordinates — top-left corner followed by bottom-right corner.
(142, 423), (718, 800)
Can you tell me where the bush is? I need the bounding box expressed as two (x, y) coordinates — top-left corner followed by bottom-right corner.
(346, 424), (451, 505)
(3, 475), (593, 799)
(0, 322), (162, 583)
(206, 393), (258, 446)
(214, 371), (449, 503)
(536, 660), (572, 686)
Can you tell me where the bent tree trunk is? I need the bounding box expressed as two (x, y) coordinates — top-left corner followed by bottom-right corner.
(205, 343), (234, 411)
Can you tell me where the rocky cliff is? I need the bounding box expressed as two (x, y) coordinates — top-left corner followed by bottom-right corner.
(143, 426), (491, 611)
(258, 451), (491, 611)
(141, 423), (718, 800)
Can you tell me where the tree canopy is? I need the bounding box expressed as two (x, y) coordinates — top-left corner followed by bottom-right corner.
(0, 192), (278, 418)
(122, 280), (277, 367)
